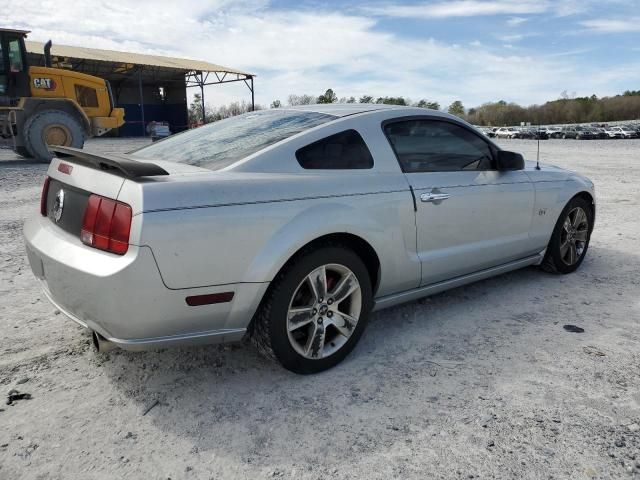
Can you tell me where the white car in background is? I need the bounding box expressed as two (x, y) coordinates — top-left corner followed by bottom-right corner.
(606, 126), (636, 139)
(494, 127), (519, 139)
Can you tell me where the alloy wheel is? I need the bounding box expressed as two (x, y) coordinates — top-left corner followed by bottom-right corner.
(559, 207), (589, 266)
(286, 263), (362, 359)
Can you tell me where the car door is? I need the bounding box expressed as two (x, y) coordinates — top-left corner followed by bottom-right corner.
(383, 118), (536, 286)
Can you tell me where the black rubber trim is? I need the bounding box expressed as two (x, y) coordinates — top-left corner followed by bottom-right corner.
(409, 185), (417, 212)
(51, 146), (169, 178)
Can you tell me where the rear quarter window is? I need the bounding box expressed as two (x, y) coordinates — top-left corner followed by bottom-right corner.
(296, 130), (374, 170)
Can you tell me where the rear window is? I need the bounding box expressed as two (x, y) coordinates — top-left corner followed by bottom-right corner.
(296, 130), (374, 169)
(132, 110), (335, 171)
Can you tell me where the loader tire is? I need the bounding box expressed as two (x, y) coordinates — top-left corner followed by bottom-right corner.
(24, 110), (85, 163)
(15, 146), (32, 158)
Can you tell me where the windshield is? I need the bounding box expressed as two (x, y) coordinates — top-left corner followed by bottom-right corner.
(132, 109), (336, 170)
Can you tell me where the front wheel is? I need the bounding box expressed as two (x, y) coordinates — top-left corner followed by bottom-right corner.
(542, 196), (593, 274)
(251, 246), (373, 374)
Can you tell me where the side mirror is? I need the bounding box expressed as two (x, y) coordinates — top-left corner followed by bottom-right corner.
(496, 150), (524, 171)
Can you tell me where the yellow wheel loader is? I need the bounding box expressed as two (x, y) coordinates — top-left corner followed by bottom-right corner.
(0, 29), (125, 162)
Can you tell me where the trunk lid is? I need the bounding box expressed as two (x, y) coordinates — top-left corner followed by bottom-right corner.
(44, 149), (172, 241)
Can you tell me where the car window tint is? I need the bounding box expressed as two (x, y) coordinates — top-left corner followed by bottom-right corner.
(384, 120), (494, 173)
(296, 130), (373, 170)
(131, 110), (336, 171)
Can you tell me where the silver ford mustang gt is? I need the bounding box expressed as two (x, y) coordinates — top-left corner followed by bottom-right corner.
(23, 104), (595, 373)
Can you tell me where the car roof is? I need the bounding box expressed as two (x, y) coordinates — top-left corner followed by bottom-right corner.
(281, 103), (414, 118)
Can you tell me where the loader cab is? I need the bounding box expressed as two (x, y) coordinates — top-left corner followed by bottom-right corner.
(0, 29), (31, 104)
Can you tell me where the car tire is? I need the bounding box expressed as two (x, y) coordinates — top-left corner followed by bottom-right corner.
(541, 196), (593, 274)
(24, 110), (85, 163)
(251, 245), (373, 374)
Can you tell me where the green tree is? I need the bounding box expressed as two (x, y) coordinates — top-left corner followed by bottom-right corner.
(414, 99), (440, 110)
(359, 95), (374, 103)
(448, 100), (465, 117)
(375, 96), (408, 105)
(317, 89), (338, 104)
(188, 92), (205, 124)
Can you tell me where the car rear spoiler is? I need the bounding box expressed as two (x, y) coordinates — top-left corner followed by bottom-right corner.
(50, 146), (169, 178)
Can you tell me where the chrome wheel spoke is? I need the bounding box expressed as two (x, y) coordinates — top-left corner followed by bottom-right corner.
(331, 310), (358, 337)
(574, 229), (588, 242)
(572, 208), (586, 228)
(308, 266), (327, 302)
(330, 272), (358, 304)
(305, 322), (326, 358)
(560, 239), (570, 258)
(288, 307), (314, 331)
(568, 242), (578, 265)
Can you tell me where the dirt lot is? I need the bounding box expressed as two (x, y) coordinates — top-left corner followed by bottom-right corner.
(1, 138), (639, 479)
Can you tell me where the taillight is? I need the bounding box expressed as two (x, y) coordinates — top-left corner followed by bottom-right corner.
(40, 176), (50, 216)
(81, 194), (132, 255)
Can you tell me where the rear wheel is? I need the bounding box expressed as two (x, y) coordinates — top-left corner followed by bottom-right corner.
(251, 246), (373, 374)
(24, 110), (85, 163)
(542, 196), (593, 274)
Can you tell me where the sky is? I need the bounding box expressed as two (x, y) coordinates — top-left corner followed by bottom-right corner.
(4, 0), (640, 109)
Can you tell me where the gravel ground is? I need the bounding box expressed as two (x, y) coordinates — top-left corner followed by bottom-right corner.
(1, 138), (639, 480)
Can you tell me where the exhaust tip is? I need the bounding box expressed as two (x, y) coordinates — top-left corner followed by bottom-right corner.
(91, 331), (116, 353)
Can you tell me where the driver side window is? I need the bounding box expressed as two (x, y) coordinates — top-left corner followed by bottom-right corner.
(8, 38), (24, 73)
(384, 119), (495, 173)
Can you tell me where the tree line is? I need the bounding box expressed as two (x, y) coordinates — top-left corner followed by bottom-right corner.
(189, 88), (640, 126)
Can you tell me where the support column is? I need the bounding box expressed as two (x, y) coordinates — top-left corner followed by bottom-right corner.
(200, 72), (206, 124)
(251, 77), (255, 111)
(138, 68), (146, 137)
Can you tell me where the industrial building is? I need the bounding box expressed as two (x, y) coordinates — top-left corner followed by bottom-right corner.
(25, 41), (255, 136)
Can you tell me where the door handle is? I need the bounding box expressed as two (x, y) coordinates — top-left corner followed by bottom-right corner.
(420, 192), (451, 203)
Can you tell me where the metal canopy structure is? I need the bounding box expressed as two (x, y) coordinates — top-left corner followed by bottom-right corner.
(25, 40), (256, 125)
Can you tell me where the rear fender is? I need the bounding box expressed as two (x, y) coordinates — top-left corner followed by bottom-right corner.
(242, 200), (419, 297)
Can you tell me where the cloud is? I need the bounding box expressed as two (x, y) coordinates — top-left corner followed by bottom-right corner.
(495, 32), (541, 42)
(364, 1), (547, 18)
(581, 18), (640, 33)
(3, 0), (638, 108)
(506, 16), (528, 26)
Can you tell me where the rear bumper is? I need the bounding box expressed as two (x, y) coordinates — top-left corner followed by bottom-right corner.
(23, 215), (268, 350)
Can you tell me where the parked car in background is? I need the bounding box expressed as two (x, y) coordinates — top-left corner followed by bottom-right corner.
(146, 121), (172, 142)
(590, 127), (608, 140)
(526, 128), (549, 140)
(623, 124), (640, 136)
(495, 127), (519, 139)
(561, 126), (595, 140)
(24, 104), (596, 373)
(606, 126), (637, 139)
(476, 126), (493, 137)
(546, 127), (563, 139)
